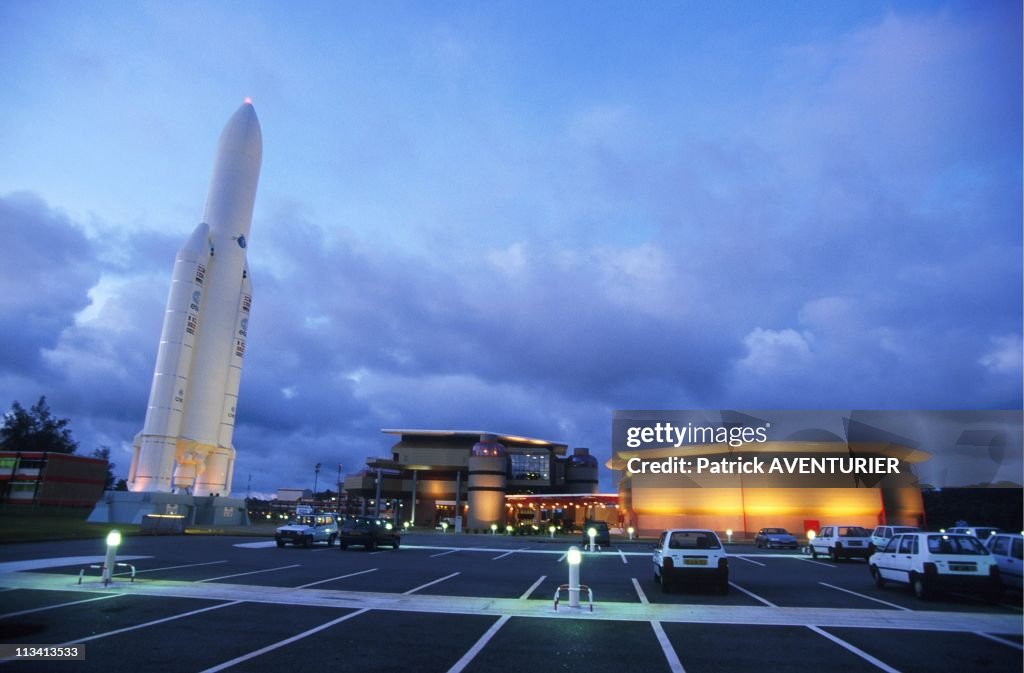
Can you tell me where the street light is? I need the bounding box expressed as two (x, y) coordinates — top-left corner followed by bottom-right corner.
(441, 521), (449, 533)
(549, 525), (556, 539)
(627, 526), (635, 541)
(491, 523), (498, 535)
(314, 463), (321, 503)
(102, 529), (121, 586)
(587, 526), (597, 552)
(567, 546), (582, 608)
(726, 529), (733, 544)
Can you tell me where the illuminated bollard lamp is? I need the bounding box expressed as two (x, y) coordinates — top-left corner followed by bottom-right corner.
(588, 526), (597, 552)
(628, 526), (635, 541)
(549, 525), (556, 539)
(78, 530), (135, 587)
(553, 546), (593, 612)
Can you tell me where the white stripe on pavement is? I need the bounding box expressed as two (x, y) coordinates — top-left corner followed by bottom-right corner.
(807, 625), (902, 673)
(118, 560), (229, 576)
(731, 555), (766, 567)
(199, 608), (369, 673)
(633, 578), (685, 673)
(492, 548), (527, 560)
(973, 632), (1024, 651)
(295, 568), (378, 590)
(797, 557), (835, 568)
(729, 581), (777, 607)
(0, 593), (121, 620)
(818, 582), (910, 611)
(60, 601), (243, 647)
(519, 576), (546, 600)
(404, 572), (460, 595)
(197, 564), (300, 583)
(445, 615), (510, 673)
(430, 549), (459, 558)
(619, 549), (628, 564)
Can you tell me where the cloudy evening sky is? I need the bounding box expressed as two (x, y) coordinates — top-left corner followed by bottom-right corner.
(0, 1), (1020, 495)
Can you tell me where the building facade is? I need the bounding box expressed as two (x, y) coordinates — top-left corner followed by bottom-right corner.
(0, 451), (108, 509)
(342, 429), (599, 530)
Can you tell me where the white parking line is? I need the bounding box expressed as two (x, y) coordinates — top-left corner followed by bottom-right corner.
(619, 549), (628, 564)
(796, 557), (835, 568)
(0, 593), (121, 620)
(731, 555), (766, 567)
(807, 625), (902, 673)
(557, 553), (567, 563)
(519, 575), (546, 600)
(404, 572), (460, 595)
(633, 579), (685, 673)
(199, 608), (369, 673)
(818, 582), (910, 611)
(117, 560), (229, 576)
(197, 564), (300, 583)
(492, 548), (527, 560)
(973, 632), (1024, 650)
(295, 568), (378, 590)
(58, 601), (243, 647)
(446, 614), (510, 673)
(729, 581), (777, 607)
(430, 549), (459, 558)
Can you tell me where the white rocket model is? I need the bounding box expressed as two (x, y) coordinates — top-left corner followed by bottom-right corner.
(128, 100), (262, 496)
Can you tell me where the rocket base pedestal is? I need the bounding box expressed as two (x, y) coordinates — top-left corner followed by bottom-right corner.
(88, 491), (249, 527)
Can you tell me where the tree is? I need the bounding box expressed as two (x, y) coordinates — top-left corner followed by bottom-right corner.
(91, 446), (116, 490)
(0, 396), (78, 454)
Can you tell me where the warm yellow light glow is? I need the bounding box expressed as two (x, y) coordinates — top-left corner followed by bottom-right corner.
(807, 530), (817, 541)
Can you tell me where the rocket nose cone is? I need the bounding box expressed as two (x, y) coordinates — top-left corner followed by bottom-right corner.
(217, 102), (262, 165)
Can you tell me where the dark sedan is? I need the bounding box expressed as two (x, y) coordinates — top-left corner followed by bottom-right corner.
(338, 517), (401, 551)
(755, 527), (799, 549)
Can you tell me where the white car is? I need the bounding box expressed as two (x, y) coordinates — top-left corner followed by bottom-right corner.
(275, 513), (339, 547)
(869, 532), (1001, 602)
(653, 529), (728, 594)
(947, 526), (1000, 540)
(984, 533), (1023, 590)
(870, 525), (920, 550)
(809, 525), (874, 562)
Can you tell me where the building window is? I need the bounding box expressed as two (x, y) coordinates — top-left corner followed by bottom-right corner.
(510, 454), (550, 481)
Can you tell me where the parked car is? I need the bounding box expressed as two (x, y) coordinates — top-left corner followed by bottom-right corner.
(869, 532), (1001, 602)
(754, 527), (798, 549)
(870, 525), (921, 550)
(947, 526), (1001, 541)
(582, 521), (611, 547)
(653, 529), (728, 594)
(275, 513), (339, 548)
(809, 525), (873, 561)
(338, 517), (401, 551)
(984, 533), (1023, 590)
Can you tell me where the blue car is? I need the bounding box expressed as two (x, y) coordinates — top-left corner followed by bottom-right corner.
(755, 527), (798, 549)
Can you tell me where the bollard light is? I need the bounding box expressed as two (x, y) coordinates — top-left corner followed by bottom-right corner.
(403, 521), (410, 530)
(441, 521), (449, 532)
(726, 529), (733, 544)
(567, 545), (582, 608)
(102, 529), (121, 586)
(628, 526), (635, 541)
(807, 530), (816, 541)
(491, 523), (498, 535)
(506, 525), (514, 535)
(588, 527), (597, 552)
(939, 528), (946, 534)
(385, 522), (393, 530)
(549, 525), (556, 539)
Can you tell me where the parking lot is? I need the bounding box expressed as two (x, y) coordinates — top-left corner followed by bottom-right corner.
(0, 533), (1021, 672)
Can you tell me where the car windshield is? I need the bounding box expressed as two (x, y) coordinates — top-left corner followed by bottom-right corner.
(892, 527), (919, 534)
(289, 515), (316, 526)
(927, 535), (988, 555)
(838, 527), (869, 537)
(765, 528), (788, 535)
(668, 531), (721, 549)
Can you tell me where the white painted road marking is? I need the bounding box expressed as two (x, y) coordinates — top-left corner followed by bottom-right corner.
(818, 582), (910, 611)
(797, 557), (836, 568)
(973, 632), (1024, 650)
(118, 560), (229, 576)
(0, 593), (121, 620)
(199, 608), (370, 673)
(619, 549), (628, 564)
(445, 615), (510, 673)
(197, 564), (301, 583)
(492, 548), (528, 560)
(404, 572), (460, 595)
(519, 575), (546, 600)
(430, 549), (459, 558)
(0, 556), (151, 573)
(728, 581), (777, 607)
(295, 568), (378, 590)
(633, 578), (686, 673)
(731, 555), (766, 567)
(807, 625), (902, 673)
(60, 601), (243, 646)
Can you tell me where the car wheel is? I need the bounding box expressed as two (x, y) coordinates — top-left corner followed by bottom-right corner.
(829, 547), (838, 562)
(661, 563), (673, 594)
(810, 546), (818, 559)
(275, 539), (285, 548)
(367, 538), (377, 551)
(327, 534), (336, 547)
(303, 536), (313, 548)
(393, 537), (400, 550)
(871, 565), (885, 589)
(911, 573), (930, 601)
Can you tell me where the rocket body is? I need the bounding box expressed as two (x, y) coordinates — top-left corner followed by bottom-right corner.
(129, 102), (262, 496)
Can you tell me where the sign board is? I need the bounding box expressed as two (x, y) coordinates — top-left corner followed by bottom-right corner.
(295, 505), (313, 515)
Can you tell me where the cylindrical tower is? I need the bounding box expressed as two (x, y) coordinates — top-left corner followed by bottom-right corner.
(565, 447), (598, 494)
(467, 434), (507, 530)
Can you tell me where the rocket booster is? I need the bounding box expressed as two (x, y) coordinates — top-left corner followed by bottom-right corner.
(129, 101), (262, 495)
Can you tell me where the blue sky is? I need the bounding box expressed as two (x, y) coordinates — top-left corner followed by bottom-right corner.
(0, 1), (1020, 495)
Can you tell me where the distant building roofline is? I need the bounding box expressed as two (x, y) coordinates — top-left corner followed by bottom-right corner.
(381, 428), (568, 450)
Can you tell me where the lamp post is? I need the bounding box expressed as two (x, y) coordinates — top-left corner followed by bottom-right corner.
(313, 463), (321, 503)
(588, 526), (597, 552)
(102, 530), (121, 586)
(567, 546), (582, 608)
(726, 529), (733, 544)
(549, 525), (556, 539)
(627, 526), (635, 541)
